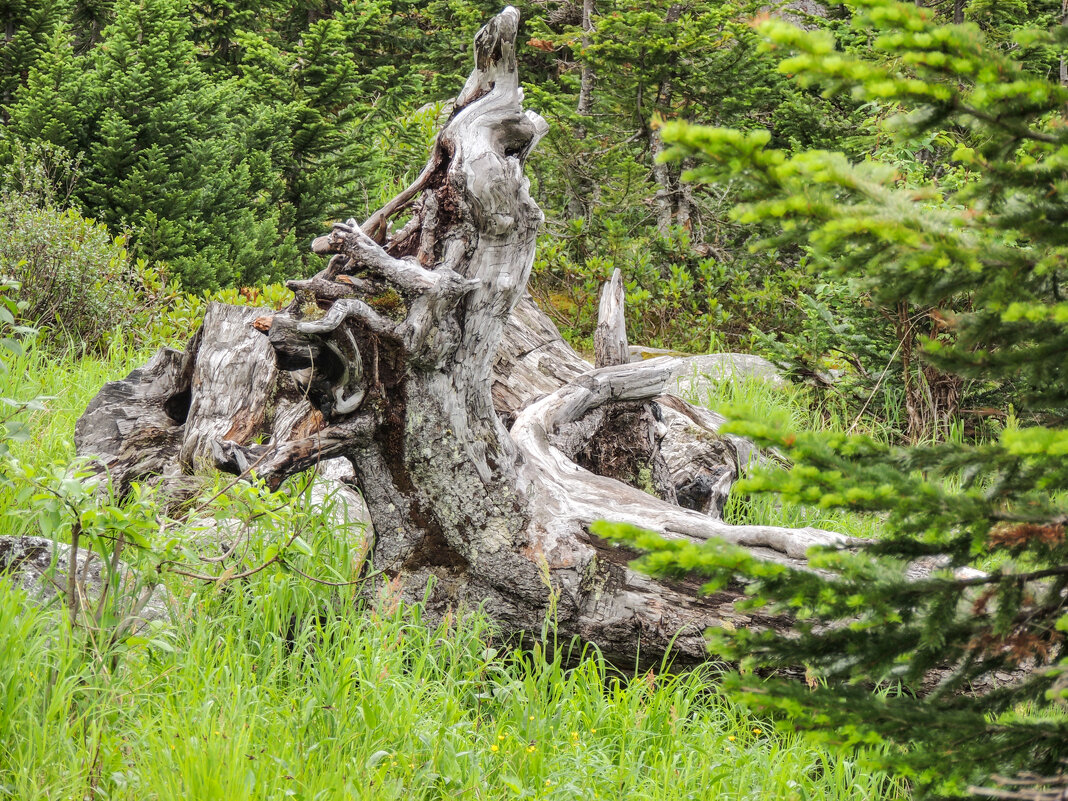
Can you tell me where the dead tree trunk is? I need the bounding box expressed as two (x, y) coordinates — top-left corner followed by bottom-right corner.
(75, 7), (850, 667)
(576, 0), (596, 122)
(594, 269), (628, 368)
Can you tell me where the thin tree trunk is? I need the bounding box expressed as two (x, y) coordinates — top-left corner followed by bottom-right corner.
(567, 0), (597, 220)
(651, 125), (674, 238)
(1061, 0), (1068, 94)
(651, 4), (683, 238)
(576, 0), (595, 122)
(677, 156), (695, 233)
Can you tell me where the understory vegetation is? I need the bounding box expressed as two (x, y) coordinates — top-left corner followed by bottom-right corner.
(3, 0), (1068, 798)
(0, 340), (902, 800)
(0, 587), (903, 800)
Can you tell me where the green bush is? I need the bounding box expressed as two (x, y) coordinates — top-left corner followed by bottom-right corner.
(531, 216), (810, 355)
(0, 190), (170, 352)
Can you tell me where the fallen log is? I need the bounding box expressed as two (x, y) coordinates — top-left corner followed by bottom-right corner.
(74, 6), (852, 667)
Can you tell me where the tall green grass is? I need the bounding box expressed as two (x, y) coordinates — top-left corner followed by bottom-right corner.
(678, 373), (886, 540)
(0, 574), (904, 800)
(0, 340), (158, 539)
(3, 339), (154, 461)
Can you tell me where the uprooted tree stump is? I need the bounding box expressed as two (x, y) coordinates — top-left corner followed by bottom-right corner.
(74, 6), (850, 667)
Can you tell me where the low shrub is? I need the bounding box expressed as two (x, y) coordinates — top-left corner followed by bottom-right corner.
(530, 216), (810, 355)
(138, 282), (294, 351)
(0, 190), (170, 353)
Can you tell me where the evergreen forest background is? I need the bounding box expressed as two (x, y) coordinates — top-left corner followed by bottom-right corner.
(0, 0), (916, 355)
(6, 0), (1065, 436)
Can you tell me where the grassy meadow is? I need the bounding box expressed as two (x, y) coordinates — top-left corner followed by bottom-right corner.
(0, 343), (905, 800)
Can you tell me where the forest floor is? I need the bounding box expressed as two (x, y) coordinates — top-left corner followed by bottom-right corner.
(0, 342), (902, 800)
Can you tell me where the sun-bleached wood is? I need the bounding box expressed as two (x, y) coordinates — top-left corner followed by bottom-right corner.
(594, 268), (628, 368)
(75, 7), (859, 667)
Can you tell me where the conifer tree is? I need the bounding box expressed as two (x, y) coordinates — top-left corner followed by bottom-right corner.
(186, 0), (284, 69)
(8, 28), (85, 154)
(77, 0), (283, 289)
(599, 2), (1068, 797)
(234, 0), (417, 264)
(70, 0), (115, 46)
(526, 0), (863, 230)
(0, 0), (72, 116)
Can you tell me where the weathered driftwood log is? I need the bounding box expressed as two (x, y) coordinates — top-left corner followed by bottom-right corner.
(74, 7), (850, 667)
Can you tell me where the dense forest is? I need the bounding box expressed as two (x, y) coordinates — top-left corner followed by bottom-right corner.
(5, 0), (1065, 426)
(3, 0), (890, 350)
(1, 0), (1068, 798)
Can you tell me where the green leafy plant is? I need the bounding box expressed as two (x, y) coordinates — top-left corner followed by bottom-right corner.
(0, 279), (38, 461)
(531, 215), (811, 354)
(0, 187), (175, 353)
(137, 281), (294, 350)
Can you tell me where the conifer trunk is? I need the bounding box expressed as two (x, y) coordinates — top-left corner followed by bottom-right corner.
(651, 4), (684, 237)
(576, 0), (595, 121)
(1061, 0), (1068, 91)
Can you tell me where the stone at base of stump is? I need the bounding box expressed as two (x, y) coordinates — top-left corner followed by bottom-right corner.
(0, 535), (172, 630)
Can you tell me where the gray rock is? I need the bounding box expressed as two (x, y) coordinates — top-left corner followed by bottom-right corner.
(0, 535), (171, 628)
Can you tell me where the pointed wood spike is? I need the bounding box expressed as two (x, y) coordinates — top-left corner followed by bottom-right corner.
(594, 268), (629, 368)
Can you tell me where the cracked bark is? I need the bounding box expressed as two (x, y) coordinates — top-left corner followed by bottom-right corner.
(74, 7), (854, 668)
